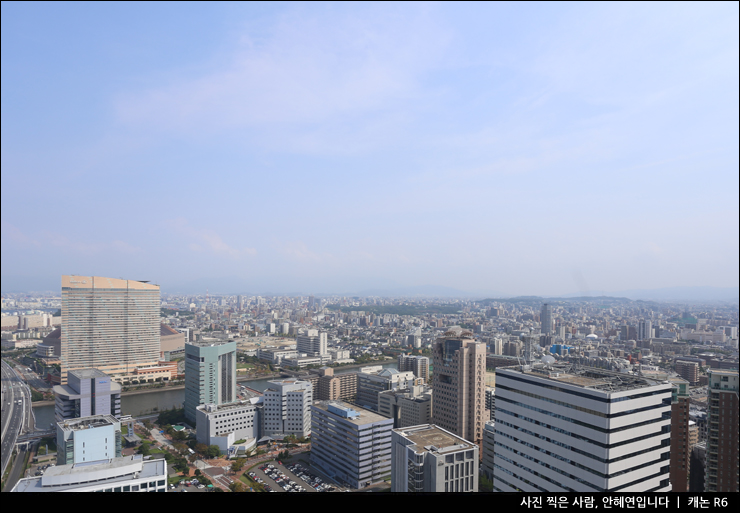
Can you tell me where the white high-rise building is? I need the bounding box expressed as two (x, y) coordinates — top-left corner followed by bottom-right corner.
(263, 379), (313, 438)
(638, 319), (653, 341)
(296, 329), (327, 356)
(398, 354), (430, 383)
(493, 363), (672, 492)
(61, 276), (160, 384)
(56, 415), (122, 465)
(53, 368), (122, 422)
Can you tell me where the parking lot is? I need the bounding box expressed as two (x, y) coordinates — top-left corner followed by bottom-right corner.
(169, 478), (213, 492)
(247, 459), (337, 493)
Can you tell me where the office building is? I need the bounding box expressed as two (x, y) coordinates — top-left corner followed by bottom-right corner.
(669, 377), (691, 492)
(281, 354), (332, 368)
(296, 329), (327, 357)
(481, 420), (496, 480)
(378, 385), (433, 428)
(493, 363), (672, 492)
(196, 399), (261, 453)
(704, 369), (739, 492)
(638, 319), (653, 341)
(311, 401), (393, 489)
(56, 415), (122, 465)
(11, 455), (166, 493)
(432, 327), (488, 447)
(398, 354), (430, 383)
(540, 303), (553, 335)
(256, 347), (298, 365)
(485, 387), (495, 421)
(60, 276), (160, 384)
(357, 367), (418, 411)
(263, 378), (313, 438)
(391, 424), (478, 492)
(184, 340), (237, 423)
(53, 368), (121, 422)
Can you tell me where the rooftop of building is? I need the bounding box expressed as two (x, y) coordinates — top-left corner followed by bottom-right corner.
(61, 275), (159, 291)
(707, 368), (739, 376)
(186, 339), (235, 348)
(394, 424), (476, 454)
(58, 414), (119, 432)
(506, 362), (670, 393)
(379, 385), (432, 401)
(198, 399), (260, 413)
(267, 378), (311, 385)
(12, 455), (164, 492)
(160, 323), (180, 336)
(43, 327), (61, 340)
(69, 368), (110, 380)
(441, 326), (475, 339)
(313, 400), (391, 426)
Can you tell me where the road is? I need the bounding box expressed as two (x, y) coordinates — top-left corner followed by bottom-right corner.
(1, 359), (32, 476)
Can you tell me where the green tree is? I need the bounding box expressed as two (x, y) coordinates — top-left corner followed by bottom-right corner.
(229, 481), (246, 492)
(479, 473), (493, 492)
(206, 445), (221, 459)
(231, 458), (246, 473)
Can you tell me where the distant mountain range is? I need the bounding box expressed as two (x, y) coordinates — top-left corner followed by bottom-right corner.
(558, 286), (738, 302)
(2, 274), (737, 302)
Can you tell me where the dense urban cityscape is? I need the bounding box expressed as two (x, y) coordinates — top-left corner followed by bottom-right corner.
(1, 278), (738, 494)
(2, 1), (738, 499)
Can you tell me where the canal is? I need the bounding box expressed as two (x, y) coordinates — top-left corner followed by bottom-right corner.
(33, 361), (399, 429)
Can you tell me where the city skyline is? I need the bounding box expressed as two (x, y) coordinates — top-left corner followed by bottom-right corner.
(2, 2), (738, 298)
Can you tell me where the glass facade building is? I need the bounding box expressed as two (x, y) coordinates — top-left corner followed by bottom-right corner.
(184, 340), (237, 423)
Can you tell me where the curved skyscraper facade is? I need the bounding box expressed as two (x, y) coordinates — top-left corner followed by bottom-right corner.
(61, 276), (160, 384)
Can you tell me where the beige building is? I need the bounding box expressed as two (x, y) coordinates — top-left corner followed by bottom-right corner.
(159, 324), (185, 353)
(61, 276), (160, 384)
(432, 327), (488, 448)
(306, 367), (358, 401)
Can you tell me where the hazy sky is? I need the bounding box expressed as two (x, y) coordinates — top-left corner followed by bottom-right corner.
(2, 2), (738, 296)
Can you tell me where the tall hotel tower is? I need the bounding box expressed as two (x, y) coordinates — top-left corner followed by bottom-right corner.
(432, 327), (488, 447)
(61, 276), (160, 384)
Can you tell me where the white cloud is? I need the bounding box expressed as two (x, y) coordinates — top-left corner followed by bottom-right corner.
(115, 5), (450, 154)
(165, 218), (256, 258)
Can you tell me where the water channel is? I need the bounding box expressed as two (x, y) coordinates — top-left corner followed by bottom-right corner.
(33, 361), (399, 430)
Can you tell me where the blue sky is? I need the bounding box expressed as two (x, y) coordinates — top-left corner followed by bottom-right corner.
(2, 1), (738, 296)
